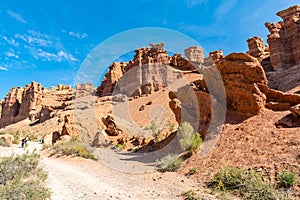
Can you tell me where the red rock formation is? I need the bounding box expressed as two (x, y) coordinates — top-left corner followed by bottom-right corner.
(61, 114), (76, 136)
(0, 82), (73, 128)
(97, 43), (202, 97)
(216, 53), (268, 115)
(209, 50), (224, 64)
(247, 36), (269, 59)
(265, 5), (300, 70)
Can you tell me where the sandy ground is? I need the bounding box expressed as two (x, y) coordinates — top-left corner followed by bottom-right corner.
(0, 142), (200, 200)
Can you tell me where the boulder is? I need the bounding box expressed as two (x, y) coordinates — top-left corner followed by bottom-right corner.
(290, 104), (300, 118)
(102, 115), (122, 136)
(216, 53), (268, 115)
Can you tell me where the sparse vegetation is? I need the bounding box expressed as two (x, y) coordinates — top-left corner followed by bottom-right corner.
(278, 171), (298, 188)
(0, 153), (51, 200)
(116, 143), (126, 151)
(145, 120), (161, 136)
(209, 166), (286, 200)
(168, 122), (176, 133)
(156, 154), (183, 172)
(48, 136), (98, 160)
(181, 190), (200, 200)
(188, 166), (197, 175)
(27, 132), (38, 141)
(179, 122), (202, 154)
(0, 139), (10, 147)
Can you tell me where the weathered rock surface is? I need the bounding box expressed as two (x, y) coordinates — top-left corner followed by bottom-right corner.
(265, 5), (300, 70)
(216, 53), (268, 115)
(75, 83), (95, 98)
(209, 50), (224, 64)
(266, 64), (300, 91)
(61, 114), (76, 137)
(97, 44), (202, 97)
(290, 104), (300, 117)
(247, 36), (269, 59)
(0, 82), (73, 128)
(102, 115), (123, 136)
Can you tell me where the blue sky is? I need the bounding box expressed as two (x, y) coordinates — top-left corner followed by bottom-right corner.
(0, 0), (299, 99)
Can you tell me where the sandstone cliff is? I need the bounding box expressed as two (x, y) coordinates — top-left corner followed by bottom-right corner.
(0, 82), (73, 128)
(265, 5), (300, 70)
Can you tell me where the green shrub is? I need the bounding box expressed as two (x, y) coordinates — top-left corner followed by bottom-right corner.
(13, 137), (19, 145)
(209, 166), (283, 200)
(156, 154), (182, 172)
(179, 122), (202, 154)
(0, 153), (51, 200)
(116, 143), (126, 151)
(50, 140), (98, 160)
(27, 133), (38, 141)
(189, 166), (197, 175)
(278, 171), (298, 188)
(181, 190), (200, 200)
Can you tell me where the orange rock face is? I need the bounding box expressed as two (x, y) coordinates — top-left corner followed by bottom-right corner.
(0, 82), (73, 128)
(265, 5), (300, 70)
(216, 53), (268, 115)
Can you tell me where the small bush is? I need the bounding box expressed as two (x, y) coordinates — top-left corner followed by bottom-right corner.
(50, 140), (98, 160)
(156, 154), (182, 172)
(179, 122), (202, 154)
(0, 153), (51, 200)
(209, 166), (283, 200)
(181, 190), (200, 200)
(278, 171), (298, 188)
(189, 166), (197, 175)
(116, 143), (126, 151)
(27, 133), (38, 141)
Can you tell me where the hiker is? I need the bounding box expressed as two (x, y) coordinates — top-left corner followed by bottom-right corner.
(21, 137), (28, 148)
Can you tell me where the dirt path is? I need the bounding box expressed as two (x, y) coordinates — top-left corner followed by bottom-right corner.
(0, 142), (199, 200)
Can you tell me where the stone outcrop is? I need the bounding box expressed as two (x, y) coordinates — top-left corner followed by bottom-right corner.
(266, 64), (300, 91)
(209, 50), (224, 64)
(216, 53), (268, 115)
(97, 43), (203, 97)
(184, 46), (204, 69)
(290, 104), (300, 117)
(75, 83), (95, 98)
(61, 114), (76, 137)
(265, 5), (300, 70)
(247, 36), (269, 59)
(0, 82), (73, 128)
(102, 115), (123, 136)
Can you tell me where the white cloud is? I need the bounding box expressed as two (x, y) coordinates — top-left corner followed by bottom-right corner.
(7, 10), (27, 24)
(57, 51), (78, 62)
(15, 30), (52, 47)
(4, 51), (19, 59)
(69, 31), (88, 39)
(185, 0), (206, 8)
(1, 35), (19, 47)
(32, 48), (79, 62)
(0, 66), (8, 71)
